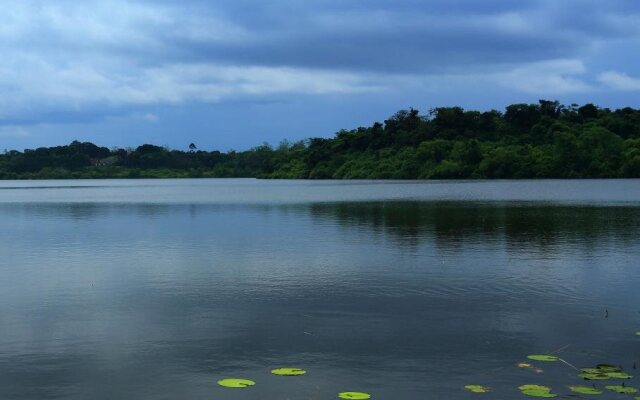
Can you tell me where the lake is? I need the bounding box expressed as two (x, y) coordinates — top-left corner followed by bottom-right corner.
(1, 179), (640, 399)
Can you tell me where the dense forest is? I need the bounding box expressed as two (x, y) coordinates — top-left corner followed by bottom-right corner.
(2, 100), (640, 180)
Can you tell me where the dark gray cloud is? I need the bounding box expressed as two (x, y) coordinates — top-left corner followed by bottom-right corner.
(142, 0), (639, 72)
(1, 0), (639, 147)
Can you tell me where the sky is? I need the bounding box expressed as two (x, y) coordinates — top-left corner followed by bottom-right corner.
(1, 0), (639, 151)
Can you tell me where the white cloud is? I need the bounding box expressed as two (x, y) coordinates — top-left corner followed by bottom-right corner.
(0, 0), (381, 116)
(402, 59), (594, 96)
(0, 126), (30, 138)
(0, 57), (381, 115)
(496, 59), (592, 94)
(597, 71), (640, 91)
(0, 0), (638, 127)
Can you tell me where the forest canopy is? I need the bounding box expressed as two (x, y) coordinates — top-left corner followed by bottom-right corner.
(2, 100), (640, 179)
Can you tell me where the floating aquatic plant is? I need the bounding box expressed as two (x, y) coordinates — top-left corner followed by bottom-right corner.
(581, 368), (602, 374)
(217, 378), (256, 388)
(464, 385), (490, 393)
(519, 384), (557, 398)
(568, 385), (603, 395)
(579, 364), (631, 380)
(579, 372), (610, 381)
(527, 355), (558, 362)
(606, 372), (632, 379)
(271, 368), (306, 376)
(338, 392), (371, 399)
(604, 385), (638, 394)
(596, 364), (621, 373)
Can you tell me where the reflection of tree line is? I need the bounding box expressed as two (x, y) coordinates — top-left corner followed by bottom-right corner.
(307, 202), (640, 249)
(5, 201), (640, 249)
(0, 203), (175, 220)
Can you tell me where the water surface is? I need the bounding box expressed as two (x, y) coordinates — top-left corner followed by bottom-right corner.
(1, 179), (640, 399)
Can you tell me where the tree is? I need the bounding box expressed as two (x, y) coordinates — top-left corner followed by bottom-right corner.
(578, 103), (599, 120)
(505, 104), (541, 133)
(1, 101), (638, 180)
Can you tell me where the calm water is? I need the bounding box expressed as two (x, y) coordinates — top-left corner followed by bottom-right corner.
(1, 179), (640, 399)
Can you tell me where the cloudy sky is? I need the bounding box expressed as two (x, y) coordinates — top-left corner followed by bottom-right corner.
(1, 0), (639, 150)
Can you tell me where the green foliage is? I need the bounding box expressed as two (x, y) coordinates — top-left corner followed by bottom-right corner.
(271, 368), (306, 376)
(338, 392), (371, 399)
(217, 378), (255, 388)
(2, 101), (640, 180)
(464, 384), (490, 393)
(604, 385), (638, 394)
(518, 384), (557, 398)
(568, 386), (603, 395)
(526, 355), (558, 362)
(578, 364), (632, 381)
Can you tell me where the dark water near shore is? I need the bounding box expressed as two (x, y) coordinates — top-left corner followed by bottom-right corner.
(1, 179), (640, 399)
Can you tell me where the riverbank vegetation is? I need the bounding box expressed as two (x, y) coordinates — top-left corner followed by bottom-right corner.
(2, 100), (639, 179)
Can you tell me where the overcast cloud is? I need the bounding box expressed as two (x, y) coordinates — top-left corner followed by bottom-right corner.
(1, 0), (639, 149)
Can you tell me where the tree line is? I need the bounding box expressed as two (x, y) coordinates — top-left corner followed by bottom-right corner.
(1, 100), (639, 180)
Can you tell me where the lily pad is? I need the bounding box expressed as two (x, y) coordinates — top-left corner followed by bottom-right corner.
(519, 384), (557, 398)
(581, 368), (602, 374)
(596, 364), (621, 373)
(605, 385), (638, 394)
(520, 385), (551, 391)
(518, 363), (533, 368)
(579, 372), (610, 381)
(464, 385), (490, 393)
(217, 378), (256, 388)
(569, 386), (603, 395)
(606, 372), (632, 379)
(271, 368), (307, 376)
(527, 355), (558, 362)
(338, 392), (371, 399)
(580, 364), (630, 380)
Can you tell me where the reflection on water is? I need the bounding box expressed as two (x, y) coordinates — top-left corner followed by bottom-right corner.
(308, 202), (640, 250)
(1, 180), (640, 400)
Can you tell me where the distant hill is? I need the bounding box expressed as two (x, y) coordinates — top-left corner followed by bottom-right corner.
(2, 100), (639, 179)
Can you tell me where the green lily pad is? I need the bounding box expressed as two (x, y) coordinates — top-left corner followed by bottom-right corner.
(527, 355), (558, 362)
(519, 384), (557, 398)
(520, 385), (551, 391)
(606, 372), (632, 379)
(596, 364), (621, 373)
(217, 378), (256, 388)
(338, 392), (371, 399)
(271, 368), (306, 376)
(580, 372), (610, 381)
(605, 385), (638, 394)
(581, 368), (602, 374)
(580, 364), (631, 380)
(569, 386), (603, 395)
(464, 385), (490, 393)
